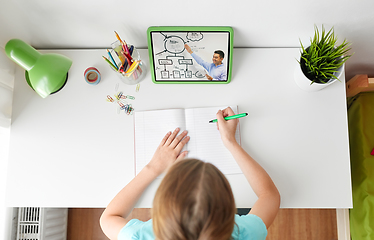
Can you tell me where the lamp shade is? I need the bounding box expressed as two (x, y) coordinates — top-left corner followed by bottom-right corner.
(5, 39), (72, 98)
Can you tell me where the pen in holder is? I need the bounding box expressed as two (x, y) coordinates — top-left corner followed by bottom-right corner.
(109, 40), (146, 85)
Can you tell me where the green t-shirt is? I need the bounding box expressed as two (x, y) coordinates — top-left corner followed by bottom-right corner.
(118, 214), (267, 240)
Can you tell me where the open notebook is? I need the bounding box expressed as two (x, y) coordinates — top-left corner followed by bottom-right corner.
(134, 106), (242, 175)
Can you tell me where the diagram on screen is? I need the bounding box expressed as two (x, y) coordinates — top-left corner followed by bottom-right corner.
(151, 32), (205, 79)
(151, 31), (229, 81)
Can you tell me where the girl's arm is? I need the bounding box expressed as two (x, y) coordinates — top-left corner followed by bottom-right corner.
(216, 108), (280, 229)
(100, 128), (190, 240)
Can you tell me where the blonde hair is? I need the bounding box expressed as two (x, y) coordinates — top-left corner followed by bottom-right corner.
(152, 158), (236, 240)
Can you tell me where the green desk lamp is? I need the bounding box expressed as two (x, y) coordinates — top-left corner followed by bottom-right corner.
(5, 39), (72, 98)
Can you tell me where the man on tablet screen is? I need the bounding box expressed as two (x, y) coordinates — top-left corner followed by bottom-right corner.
(184, 44), (227, 81)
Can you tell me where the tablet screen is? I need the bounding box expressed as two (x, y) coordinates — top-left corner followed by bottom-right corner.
(147, 27), (233, 84)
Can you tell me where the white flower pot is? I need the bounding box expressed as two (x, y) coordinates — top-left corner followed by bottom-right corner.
(294, 58), (344, 92)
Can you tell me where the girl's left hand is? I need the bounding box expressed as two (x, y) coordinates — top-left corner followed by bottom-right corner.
(146, 128), (190, 176)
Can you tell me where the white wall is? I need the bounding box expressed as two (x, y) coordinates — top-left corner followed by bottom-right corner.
(0, 47), (15, 240)
(0, 126), (12, 240)
(1, 0), (374, 80)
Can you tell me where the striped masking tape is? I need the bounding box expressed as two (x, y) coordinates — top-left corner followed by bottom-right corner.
(84, 67), (101, 85)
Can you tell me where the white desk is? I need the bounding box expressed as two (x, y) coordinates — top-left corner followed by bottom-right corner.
(6, 48), (352, 208)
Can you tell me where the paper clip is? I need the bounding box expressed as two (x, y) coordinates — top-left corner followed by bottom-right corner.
(107, 95), (114, 102)
(117, 101), (125, 107)
(126, 104), (134, 115)
(117, 91), (123, 99)
(136, 84), (140, 92)
(120, 104), (128, 111)
(119, 92), (127, 99)
(126, 95), (135, 100)
(114, 92), (121, 100)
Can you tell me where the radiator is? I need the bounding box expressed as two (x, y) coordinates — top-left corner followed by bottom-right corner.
(17, 207), (68, 240)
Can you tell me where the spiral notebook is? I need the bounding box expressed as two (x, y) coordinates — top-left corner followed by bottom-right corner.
(134, 106), (241, 175)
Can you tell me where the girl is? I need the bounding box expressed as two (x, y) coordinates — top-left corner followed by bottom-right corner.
(100, 107), (280, 240)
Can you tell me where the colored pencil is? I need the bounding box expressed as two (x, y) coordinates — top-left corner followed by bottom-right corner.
(102, 56), (117, 71)
(114, 31), (123, 44)
(106, 49), (118, 70)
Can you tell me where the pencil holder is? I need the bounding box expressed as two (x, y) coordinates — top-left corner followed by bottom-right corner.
(110, 40), (146, 85)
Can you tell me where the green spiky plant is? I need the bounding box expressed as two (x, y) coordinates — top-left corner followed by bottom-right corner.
(298, 25), (352, 84)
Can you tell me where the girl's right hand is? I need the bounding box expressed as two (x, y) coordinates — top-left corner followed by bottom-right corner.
(216, 107), (239, 148)
(147, 128), (190, 176)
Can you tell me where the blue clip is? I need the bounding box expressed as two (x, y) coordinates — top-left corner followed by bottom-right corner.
(120, 104), (128, 111)
(117, 91), (123, 99)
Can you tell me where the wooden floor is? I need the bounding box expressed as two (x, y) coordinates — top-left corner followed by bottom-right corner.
(67, 208), (337, 240)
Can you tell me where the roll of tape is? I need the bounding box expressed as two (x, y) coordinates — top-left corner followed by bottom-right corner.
(84, 67), (101, 85)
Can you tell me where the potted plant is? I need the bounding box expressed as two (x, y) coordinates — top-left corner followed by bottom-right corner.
(294, 25), (352, 91)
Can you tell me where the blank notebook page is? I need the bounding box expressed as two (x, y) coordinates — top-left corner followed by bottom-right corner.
(184, 107), (241, 174)
(134, 109), (186, 175)
(134, 106), (241, 175)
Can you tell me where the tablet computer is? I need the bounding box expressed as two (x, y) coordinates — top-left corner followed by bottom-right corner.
(147, 26), (233, 84)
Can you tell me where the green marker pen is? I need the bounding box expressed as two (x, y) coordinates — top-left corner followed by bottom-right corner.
(209, 113), (248, 123)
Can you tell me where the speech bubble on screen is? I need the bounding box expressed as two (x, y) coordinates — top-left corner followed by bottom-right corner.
(186, 32), (203, 42)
